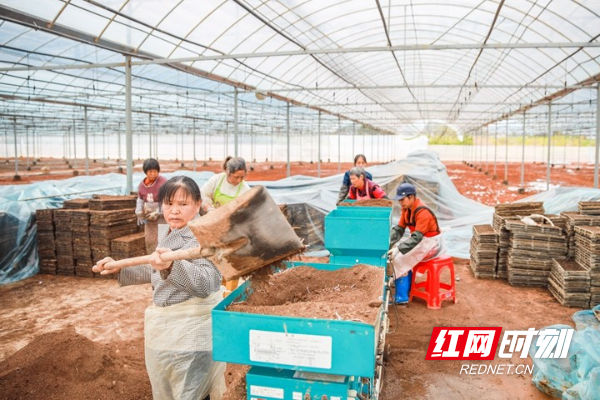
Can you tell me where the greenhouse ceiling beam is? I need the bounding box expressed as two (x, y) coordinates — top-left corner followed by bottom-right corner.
(0, 6), (390, 135)
(0, 94), (221, 122)
(12, 84), (593, 104)
(477, 72), (600, 129)
(3, 42), (600, 73)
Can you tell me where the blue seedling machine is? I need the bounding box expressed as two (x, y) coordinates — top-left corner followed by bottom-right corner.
(212, 204), (393, 400)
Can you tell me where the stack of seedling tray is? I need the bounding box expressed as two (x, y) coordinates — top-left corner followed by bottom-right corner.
(53, 209), (75, 275)
(111, 232), (146, 260)
(493, 202), (545, 279)
(562, 212), (600, 258)
(469, 224), (499, 279)
(89, 195), (137, 211)
(574, 226), (600, 307)
(505, 219), (567, 287)
(90, 209), (137, 263)
(548, 259), (591, 308)
(578, 201), (600, 216)
(36, 209), (57, 274)
(71, 209), (93, 277)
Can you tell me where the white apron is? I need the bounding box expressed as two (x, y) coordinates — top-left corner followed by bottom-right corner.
(391, 235), (444, 278)
(144, 288), (226, 400)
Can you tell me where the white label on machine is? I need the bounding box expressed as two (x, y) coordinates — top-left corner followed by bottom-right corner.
(293, 371), (346, 383)
(331, 397), (342, 400)
(292, 392), (303, 400)
(249, 330), (332, 369)
(250, 385), (284, 399)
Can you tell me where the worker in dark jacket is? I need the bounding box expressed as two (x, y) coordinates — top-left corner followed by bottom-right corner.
(337, 154), (372, 204)
(388, 183), (442, 278)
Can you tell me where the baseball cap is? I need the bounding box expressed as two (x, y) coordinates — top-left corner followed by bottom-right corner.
(393, 183), (416, 200)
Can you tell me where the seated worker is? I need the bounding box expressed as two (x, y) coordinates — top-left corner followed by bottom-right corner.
(346, 167), (388, 201)
(337, 154), (373, 204)
(388, 183), (442, 279)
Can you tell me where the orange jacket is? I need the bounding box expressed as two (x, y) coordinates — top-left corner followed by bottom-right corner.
(398, 198), (440, 238)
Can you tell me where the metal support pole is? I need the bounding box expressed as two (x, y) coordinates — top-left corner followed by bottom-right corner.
(13, 118), (19, 178)
(493, 124), (498, 178)
(73, 119), (78, 168)
(4, 127), (8, 159)
(251, 125), (254, 162)
(125, 55), (133, 193)
(84, 106), (89, 175)
(270, 126), (274, 163)
(595, 84), (600, 188)
(352, 122), (356, 157)
(234, 88), (239, 157)
(547, 103), (552, 190)
(25, 126), (29, 169)
(117, 123), (121, 167)
(337, 117), (341, 173)
(578, 128), (582, 170)
(225, 122), (229, 158)
(149, 114), (152, 157)
(504, 119), (509, 184)
(193, 119), (196, 171)
(485, 126), (489, 174)
(286, 103), (291, 177)
(520, 112), (526, 191)
(180, 128), (184, 166)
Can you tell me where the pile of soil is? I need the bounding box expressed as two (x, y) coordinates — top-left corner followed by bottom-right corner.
(0, 328), (151, 400)
(339, 199), (393, 207)
(228, 264), (384, 324)
(222, 364), (250, 400)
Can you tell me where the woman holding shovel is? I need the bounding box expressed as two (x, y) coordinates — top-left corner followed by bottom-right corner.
(93, 176), (226, 400)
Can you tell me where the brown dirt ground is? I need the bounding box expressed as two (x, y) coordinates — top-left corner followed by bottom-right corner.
(0, 157), (361, 185)
(0, 158), (589, 399)
(446, 161), (596, 206)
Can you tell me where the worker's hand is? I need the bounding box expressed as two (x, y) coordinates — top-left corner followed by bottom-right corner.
(387, 246), (399, 260)
(145, 210), (160, 221)
(149, 247), (173, 271)
(92, 257), (118, 275)
(136, 212), (147, 225)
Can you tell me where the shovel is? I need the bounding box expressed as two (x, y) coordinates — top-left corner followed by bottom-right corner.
(101, 186), (305, 280)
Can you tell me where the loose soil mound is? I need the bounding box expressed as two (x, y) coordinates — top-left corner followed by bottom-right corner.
(0, 328), (151, 400)
(228, 264), (384, 324)
(339, 199), (393, 207)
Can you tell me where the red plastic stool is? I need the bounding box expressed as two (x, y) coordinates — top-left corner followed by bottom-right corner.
(409, 255), (457, 309)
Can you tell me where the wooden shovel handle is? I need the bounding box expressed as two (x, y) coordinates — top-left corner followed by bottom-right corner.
(104, 246), (214, 270)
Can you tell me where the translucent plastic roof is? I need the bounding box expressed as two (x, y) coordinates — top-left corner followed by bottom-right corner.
(0, 0), (599, 138)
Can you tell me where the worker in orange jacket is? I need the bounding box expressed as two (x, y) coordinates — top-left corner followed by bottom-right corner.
(388, 183), (443, 279)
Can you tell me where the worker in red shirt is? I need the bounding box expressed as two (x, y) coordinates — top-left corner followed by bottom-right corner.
(388, 183), (443, 279)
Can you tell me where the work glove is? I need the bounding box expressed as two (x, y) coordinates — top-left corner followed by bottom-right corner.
(136, 212), (147, 226)
(390, 225), (405, 244)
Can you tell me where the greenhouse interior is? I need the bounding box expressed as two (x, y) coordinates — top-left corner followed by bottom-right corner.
(1, 1), (600, 400)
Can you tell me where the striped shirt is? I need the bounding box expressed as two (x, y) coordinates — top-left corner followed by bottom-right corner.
(118, 222), (222, 307)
